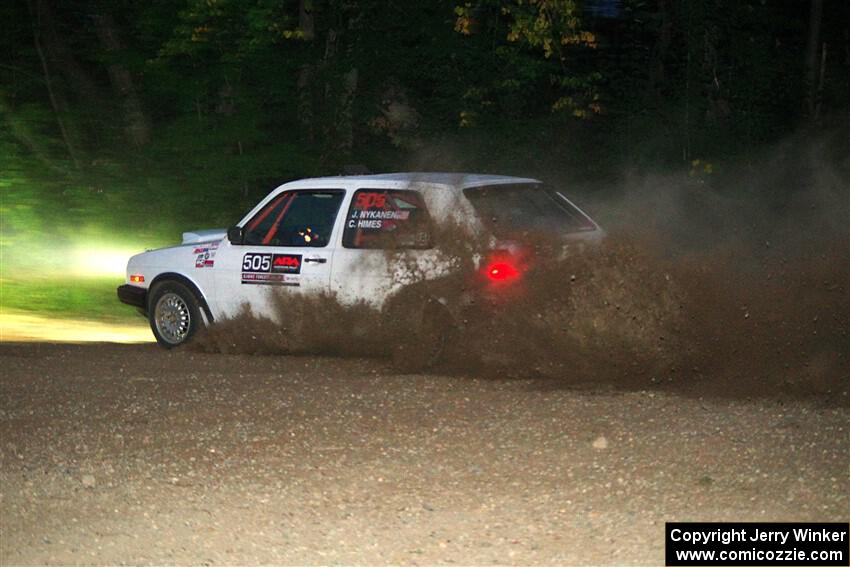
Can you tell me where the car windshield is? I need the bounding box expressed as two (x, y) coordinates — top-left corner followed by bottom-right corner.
(463, 183), (596, 238)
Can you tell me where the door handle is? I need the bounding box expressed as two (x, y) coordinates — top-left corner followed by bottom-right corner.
(303, 257), (327, 264)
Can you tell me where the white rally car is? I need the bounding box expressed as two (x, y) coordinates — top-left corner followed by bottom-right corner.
(118, 173), (603, 348)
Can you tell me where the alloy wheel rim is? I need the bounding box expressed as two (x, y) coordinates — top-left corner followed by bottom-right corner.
(154, 292), (191, 344)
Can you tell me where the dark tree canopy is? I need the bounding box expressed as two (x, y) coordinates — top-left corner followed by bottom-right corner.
(1, 0), (848, 231)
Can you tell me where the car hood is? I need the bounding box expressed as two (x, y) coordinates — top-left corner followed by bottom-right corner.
(182, 228), (226, 245)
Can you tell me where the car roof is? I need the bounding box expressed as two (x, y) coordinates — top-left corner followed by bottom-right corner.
(283, 172), (540, 191)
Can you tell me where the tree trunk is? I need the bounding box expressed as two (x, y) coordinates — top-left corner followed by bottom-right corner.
(92, 12), (151, 147)
(648, 0), (671, 93)
(27, 0), (80, 169)
(297, 0), (316, 141)
(336, 68), (358, 155)
(31, 0), (109, 152)
(814, 42), (827, 121)
(297, 65), (315, 143)
(35, 0), (105, 110)
(804, 0), (824, 119)
(299, 0), (315, 40)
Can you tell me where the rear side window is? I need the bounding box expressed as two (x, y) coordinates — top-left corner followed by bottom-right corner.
(243, 190), (344, 247)
(343, 189), (432, 249)
(463, 183), (597, 238)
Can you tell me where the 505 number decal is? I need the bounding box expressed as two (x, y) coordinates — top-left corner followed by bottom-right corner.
(243, 253), (271, 272)
(241, 252), (302, 285)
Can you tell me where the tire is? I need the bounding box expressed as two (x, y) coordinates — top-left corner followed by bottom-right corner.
(391, 298), (453, 373)
(148, 280), (203, 348)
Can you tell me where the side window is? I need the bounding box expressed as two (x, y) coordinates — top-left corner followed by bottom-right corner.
(243, 190), (344, 247)
(342, 189), (433, 249)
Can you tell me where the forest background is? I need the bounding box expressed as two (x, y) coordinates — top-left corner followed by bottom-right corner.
(1, 0), (848, 320)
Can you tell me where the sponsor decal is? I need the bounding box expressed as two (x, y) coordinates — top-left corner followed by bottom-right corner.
(241, 273), (300, 285)
(241, 252), (302, 285)
(272, 254), (301, 273)
(193, 241), (220, 268)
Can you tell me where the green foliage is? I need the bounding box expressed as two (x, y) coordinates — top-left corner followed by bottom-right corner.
(1, 276), (132, 321)
(6, 0), (843, 186)
(453, 0), (602, 120)
(158, 0), (299, 60)
(1, 0), (849, 321)
(6, 1), (850, 174)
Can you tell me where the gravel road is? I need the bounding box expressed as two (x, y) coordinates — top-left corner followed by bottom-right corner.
(1, 343), (847, 565)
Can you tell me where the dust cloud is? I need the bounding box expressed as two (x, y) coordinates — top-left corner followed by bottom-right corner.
(197, 137), (848, 404)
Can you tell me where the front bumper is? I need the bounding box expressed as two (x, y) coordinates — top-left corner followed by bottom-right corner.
(117, 284), (147, 312)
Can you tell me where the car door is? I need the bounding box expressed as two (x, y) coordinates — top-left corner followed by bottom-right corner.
(213, 189), (345, 319)
(331, 188), (436, 307)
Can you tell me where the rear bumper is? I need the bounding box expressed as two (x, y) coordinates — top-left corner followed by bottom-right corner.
(117, 284), (147, 311)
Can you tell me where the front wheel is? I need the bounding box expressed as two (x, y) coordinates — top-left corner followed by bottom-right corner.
(148, 281), (202, 348)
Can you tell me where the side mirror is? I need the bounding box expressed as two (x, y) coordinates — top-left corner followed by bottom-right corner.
(227, 226), (244, 244)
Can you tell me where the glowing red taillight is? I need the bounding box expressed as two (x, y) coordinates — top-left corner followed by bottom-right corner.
(486, 262), (519, 281)
(130, 274), (145, 283)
